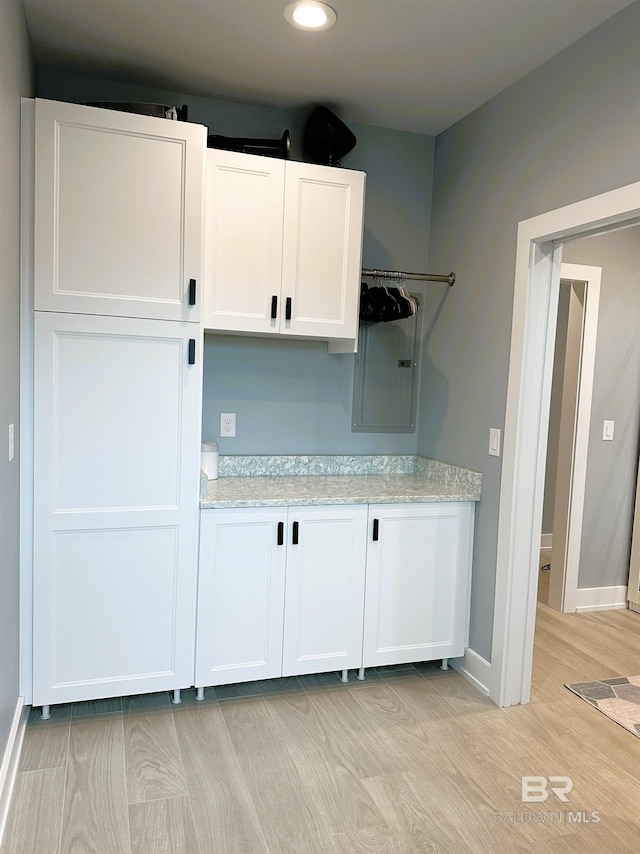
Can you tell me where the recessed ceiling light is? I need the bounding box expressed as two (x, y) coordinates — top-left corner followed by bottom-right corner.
(284, 1), (337, 31)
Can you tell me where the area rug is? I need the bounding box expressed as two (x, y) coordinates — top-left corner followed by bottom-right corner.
(565, 676), (640, 738)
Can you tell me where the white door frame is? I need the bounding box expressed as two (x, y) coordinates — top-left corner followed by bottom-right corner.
(547, 264), (601, 613)
(627, 462), (640, 612)
(490, 181), (640, 707)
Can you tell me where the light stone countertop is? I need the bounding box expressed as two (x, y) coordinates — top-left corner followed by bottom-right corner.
(200, 455), (481, 509)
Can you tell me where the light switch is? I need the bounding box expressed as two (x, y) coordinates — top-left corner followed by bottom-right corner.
(603, 420), (615, 441)
(489, 427), (501, 457)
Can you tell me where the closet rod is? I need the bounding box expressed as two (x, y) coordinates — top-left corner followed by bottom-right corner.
(362, 267), (456, 286)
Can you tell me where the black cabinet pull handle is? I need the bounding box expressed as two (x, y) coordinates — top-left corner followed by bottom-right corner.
(271, 295), (278, 320)
(372, 518), (379, 541)
(285, 297), (292, 321)
(189, 279), (197, 306)
(292, 520), (299, 545)
(188, 338), (196, 364)
(277, 521), (284, 546)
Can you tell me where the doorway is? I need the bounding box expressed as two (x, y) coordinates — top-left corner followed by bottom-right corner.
(490, 180), (640, 708)
(540, 264), (601, 613)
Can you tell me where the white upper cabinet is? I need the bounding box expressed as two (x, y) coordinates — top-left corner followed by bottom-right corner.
(203, 149), (365, 345)
(203, 150), (286, 333)
(33, 98), (205, 321)
(281, 161), (365, 342)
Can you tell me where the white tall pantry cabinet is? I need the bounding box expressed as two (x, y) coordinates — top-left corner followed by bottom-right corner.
(23, 99), (205, 711)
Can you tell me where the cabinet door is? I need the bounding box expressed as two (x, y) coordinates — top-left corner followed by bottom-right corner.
(282, 505), (368, 676)
(33, 99), (205, 321)
(32, 312), (202, 706)
(203, 150), (285, 333)
(363, 503), (474, 668)
(281, 162), (365, 341)
(196, 509), (286, 686)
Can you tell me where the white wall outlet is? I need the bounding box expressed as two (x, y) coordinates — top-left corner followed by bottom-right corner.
(603, 420), (615, 441)
(489, 427), (501, 457)
(220, 412), (236, 437)
(8, 423), (14, 462)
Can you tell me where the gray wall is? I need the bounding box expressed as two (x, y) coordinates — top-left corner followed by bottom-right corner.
(0, 0), (33, 773)
(203, 277), (443, 455)
(562, 227), (640, 589)
(38, 66), (436, 455)
(421, 1), (640, 660)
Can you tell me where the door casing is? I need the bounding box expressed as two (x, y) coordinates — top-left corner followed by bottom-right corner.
(491, 181), (640, 707)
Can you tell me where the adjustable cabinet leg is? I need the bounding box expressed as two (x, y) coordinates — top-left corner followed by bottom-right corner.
(340, 669), (349, 683)
(40, 705), (51, 721)
(440, 658), (450, 671)
(196, 687), (205, 701)
(171, 689), (182, 705)
(357, 667), (366, 681)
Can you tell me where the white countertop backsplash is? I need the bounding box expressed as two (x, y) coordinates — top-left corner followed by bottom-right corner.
(200, 455), (481, 508)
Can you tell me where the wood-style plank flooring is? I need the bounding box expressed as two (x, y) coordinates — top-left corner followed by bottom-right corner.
(4, 591), (640, 852)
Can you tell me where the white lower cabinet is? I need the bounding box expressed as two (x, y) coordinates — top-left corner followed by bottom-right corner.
(282, 506), (368, 676)
(196, 500), (475, 690)
(195, 505), (368, 688)
(195, 508), (287, 686)
(362, 503), (475, 668)
(32, 312), (202, 707)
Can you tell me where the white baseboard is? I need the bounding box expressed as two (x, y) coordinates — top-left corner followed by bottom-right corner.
(0, 698), (27, 846)
(540, 533), (553, 551)
(451, 647), (491, 696)
(575, 585), (628, 612)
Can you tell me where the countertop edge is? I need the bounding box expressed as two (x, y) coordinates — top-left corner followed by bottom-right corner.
(199, 459), (482, 509)
(200, 494), (480, 509)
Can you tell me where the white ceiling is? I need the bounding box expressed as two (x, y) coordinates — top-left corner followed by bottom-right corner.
(21, 0), (635, 135)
